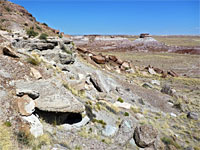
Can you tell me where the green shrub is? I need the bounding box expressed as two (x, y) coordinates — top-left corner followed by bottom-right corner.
(124, 112), (129, 116)
(26, 54), (41, 66)
(26, 28), (38, 38)
(39, 33), (48, 40)
(42, 23), (48, 26)
(16, 131), (32, 146)
(36, 25), (42, 31)
(117, 97), (124, 103)
(58, 34), (63, 38)
(4, 121), (11, 127)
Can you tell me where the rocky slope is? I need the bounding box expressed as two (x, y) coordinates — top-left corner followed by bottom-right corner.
(0, 1), (200, 150)
(0, 0), (59, 36)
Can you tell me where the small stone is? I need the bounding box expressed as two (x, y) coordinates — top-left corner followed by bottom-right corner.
(142, 83), (153, 89)
(102, 125), (118, 137)
(184, 146), (194, 150)
(170, 113), (177, 117)
(126, 69), (135, 74)
(138, 98), (145, 105)
(187, 112), (198, 120)
(151, 80), (160, 86)
(30, 67), (42, 79)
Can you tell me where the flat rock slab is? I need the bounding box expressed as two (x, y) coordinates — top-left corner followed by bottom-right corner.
(15, 78), (85, 113)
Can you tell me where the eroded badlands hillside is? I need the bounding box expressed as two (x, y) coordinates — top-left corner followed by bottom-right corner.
(0, 1), (200, 150)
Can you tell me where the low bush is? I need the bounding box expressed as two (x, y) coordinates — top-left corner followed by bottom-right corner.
(58, 34), (63, 38)
(26, 28), (38, 38)
(117, 97), (124, 103)
(124, 112), (129, 116)
(36, 25), (42, 31)
(39, 33), (48, 40)
(42, 23), (48, 26)
(26, 53), (41, 66)
(4, 121), (11, 127)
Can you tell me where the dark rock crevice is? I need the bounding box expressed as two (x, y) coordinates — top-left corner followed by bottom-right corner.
(33, 108), (82, 125)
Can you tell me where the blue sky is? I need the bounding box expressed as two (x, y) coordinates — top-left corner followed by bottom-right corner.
(10, 0), (199, 35)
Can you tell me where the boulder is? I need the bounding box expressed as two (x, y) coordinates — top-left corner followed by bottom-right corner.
(153, 68), (163, 74)
(59, 52), (75, 64)
(121, 61), (130, 70)
(22, 114), (43, 138)
(161, 71), (168, 78)
(15, 79), (85, 113)
(114, 119), (136, 146)
(2, 47), (19, 58)
(168, 70), (179, 77)
(89, 71), (117, 93)
(30, 67), (42, 79)
(16, 95), (35, 116)
(148, 68), (157, 75)
(109, 55), (117, 62)
(134, 125), (157, 148)
(116, 58), (123, 65)
(161, 84), (176, 96)
(91, 55), (106, 64)
(76, 47), (88, 53)
(89, 73), (104, 92)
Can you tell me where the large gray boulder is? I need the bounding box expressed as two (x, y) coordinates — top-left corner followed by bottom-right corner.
(89, 70), (117, 93)
(134, 124), (158, 148)
(15, 79), (85, 113)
